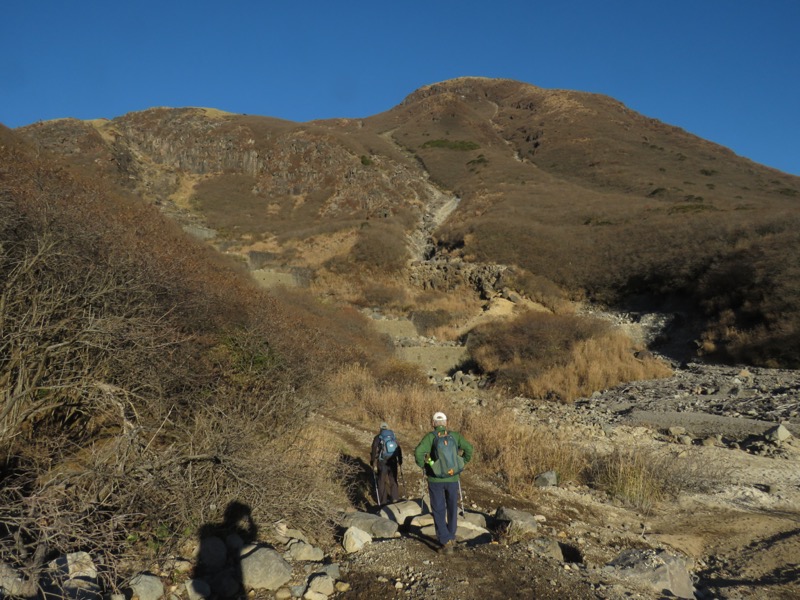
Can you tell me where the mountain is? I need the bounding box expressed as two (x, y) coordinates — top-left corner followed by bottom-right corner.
(14, 77), (800, 367)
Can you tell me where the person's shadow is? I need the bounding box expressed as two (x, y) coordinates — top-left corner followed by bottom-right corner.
(192, 501), (258, 600)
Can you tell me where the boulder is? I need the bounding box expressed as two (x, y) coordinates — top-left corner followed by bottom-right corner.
(127, 574), (164, 600)
(0, 562), (33, 598)
(526, 537), (564, 562)
(185, 578), (211, 600)
(239, 547), (292, 591)
(534, 470), (558, 487)
(764, 424), (792, 443)
(494, 507), (540, 535)
(343, 527), (372, 553)
(307, 574), (335, 596)
(608, 549), (695, 599)
(339, 511), (398, 538)
(285, 540), (324, 562)
(378, 500), (424, 524)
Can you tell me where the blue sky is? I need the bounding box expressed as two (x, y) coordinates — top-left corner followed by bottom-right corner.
(3, 1), (799, 175)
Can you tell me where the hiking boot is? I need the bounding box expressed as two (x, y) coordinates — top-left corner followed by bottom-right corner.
(438, 540), (455, 555)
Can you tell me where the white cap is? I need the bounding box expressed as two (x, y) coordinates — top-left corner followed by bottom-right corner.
(432, 412), (447, 423)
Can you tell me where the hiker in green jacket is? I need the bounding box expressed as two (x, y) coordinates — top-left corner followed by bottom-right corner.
(414, 411), (474, 554)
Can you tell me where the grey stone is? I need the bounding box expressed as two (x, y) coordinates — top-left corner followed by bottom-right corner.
(127, 574), (165, 600)
(185, 578), (212, 600)
(339, 511), (399, 538)
(286, 540), (324, 562)
(608, 549), (695, 599)
(495, 507), (540, 535)
(765, 424), (792, 443)
(461, 510), (487, 529)
(379, 500), (424, 524)
(308, 574), (335, 596)
(48, 552), (97, 581)
(239, 547), (292, 591)
(319, 563), (341, 580)
(0, 562), (33, 598)
(534, 470), (558, 487)
(526, 537), (564, 562)
(343, 527), (372, 553)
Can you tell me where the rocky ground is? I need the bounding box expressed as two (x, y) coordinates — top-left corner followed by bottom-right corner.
(322, 359), (800, 600)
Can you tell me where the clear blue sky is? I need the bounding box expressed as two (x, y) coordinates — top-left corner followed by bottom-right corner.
(3, 1), (799, 175)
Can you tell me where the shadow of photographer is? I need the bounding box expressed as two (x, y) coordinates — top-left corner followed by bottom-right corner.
(191, 501), (258, 600)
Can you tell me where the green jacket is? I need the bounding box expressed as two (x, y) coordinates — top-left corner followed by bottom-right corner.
(414, 426), (474, 483)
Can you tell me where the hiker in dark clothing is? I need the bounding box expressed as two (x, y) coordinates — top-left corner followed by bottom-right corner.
(414, 411), (474, 554)
(371, 422), (403, 505)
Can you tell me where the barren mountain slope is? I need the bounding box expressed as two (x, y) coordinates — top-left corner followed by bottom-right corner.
(14, 77), (800, 367)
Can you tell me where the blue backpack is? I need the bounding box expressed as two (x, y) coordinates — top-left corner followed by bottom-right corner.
(378, 429), (398, 461)
(430, 430), (465, 478)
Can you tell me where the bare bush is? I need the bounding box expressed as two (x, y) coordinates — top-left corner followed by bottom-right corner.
(0, 144), (363, 588)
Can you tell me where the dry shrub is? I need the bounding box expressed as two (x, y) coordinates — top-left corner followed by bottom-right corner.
(586, 447), (729, 514)
(325, 364), (450, 433)
(0, 144), (369, 586)
(497, 267), (571, 313)
(411, 309), (454, 336)
(326, 221), (409, 274)
(461, 408), (588, 495)
(357, 282), (410, 310)
(524, 330), (673, 403)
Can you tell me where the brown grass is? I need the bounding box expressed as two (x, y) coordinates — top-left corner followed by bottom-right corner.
(524, 330), (673, 402)
(325, 365), (588, 495)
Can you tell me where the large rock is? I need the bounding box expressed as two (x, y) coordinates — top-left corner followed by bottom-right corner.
(127, 574), (165, 600)
(307, 574), (335, 596)
(378, 500), (424, 524)
(0, 563), (33, 598)
(764, 423), (792, 443)
(342, 527), (372, 554)
(534, 470), (558, 487)
(43, 552), (102, 600)
(526, 537), (564, 562)
(494, 507), (540, 535)
(608, 549), (695, 599)
(185, 578), (211, 600)
(239, 547), (292, 591)
(48, 552), (97, 581)
(420, 519), (491, 543)
(339, 511), (399, 538)
(285, 540), (324, 562)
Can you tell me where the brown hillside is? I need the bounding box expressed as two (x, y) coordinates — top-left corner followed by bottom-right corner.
(14, 77), (800, 367)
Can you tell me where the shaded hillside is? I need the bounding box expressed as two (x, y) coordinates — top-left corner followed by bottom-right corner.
(14, 77), (800, 367)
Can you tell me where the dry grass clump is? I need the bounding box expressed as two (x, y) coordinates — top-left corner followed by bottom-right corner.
(461, 407), (588, 494)
(468, 311), (671, 402)
(524, 330), (673, 402)
(586, 447), (729, 514)
(325, 221), (409, 274)
(325, 364), (446, 430)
